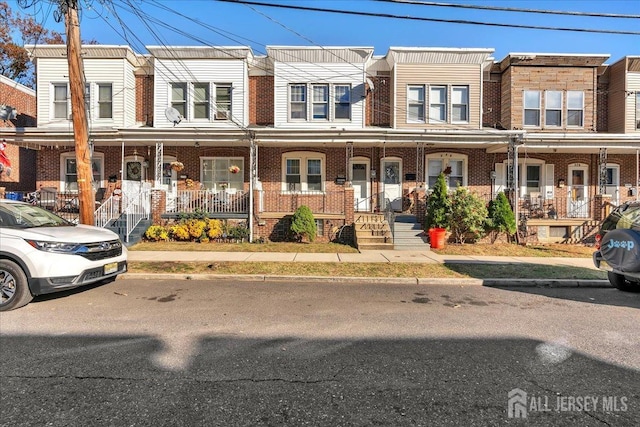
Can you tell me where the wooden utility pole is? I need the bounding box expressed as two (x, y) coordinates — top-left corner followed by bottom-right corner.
(64, 0), (94, 224)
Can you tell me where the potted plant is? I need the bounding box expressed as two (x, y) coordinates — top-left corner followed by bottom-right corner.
(170, 161), (184, 172)
(229, 165), (240, 174)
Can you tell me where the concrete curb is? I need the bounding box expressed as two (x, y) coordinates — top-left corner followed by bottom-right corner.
(120, 273), (612, 288)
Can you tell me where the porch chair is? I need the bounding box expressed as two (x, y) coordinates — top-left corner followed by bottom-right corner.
(39, 187), (58, 211)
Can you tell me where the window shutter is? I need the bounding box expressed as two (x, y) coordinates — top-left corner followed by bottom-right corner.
(545, 164), (555, 199)
(494, 163), (505, 194)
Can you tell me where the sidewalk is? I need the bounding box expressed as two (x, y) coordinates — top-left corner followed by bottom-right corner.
(125, 250), (608, 288)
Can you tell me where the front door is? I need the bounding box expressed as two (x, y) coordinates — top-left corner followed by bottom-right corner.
(568, 164), (589, 218)
(162, 159), (178, 211)
(351, 159), (370, 212)
(381, 158), (402, 211)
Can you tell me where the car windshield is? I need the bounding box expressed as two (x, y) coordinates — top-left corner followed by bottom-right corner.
(0, 203), (74, 228)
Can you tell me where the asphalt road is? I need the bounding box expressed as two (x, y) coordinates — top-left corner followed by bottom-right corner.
(1, 278), (639, 426)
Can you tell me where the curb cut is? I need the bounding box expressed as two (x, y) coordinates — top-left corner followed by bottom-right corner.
(119, 273), (612, 288)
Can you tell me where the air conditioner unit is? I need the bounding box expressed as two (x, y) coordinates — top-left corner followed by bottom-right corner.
(215, 110), (229, 120)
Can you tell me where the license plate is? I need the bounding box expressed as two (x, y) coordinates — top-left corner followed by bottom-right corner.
(104, 262), (118, 275)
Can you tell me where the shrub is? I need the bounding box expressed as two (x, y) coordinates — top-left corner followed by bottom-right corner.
(290, 205), (317, 242)
(424, 172), (451, 231)
(486, 191), (516, 242)
(449, 187), (488, 244)
(145, 225), (169, 241)
(206, 219), (223, 239)
(169, 224), (190, 241)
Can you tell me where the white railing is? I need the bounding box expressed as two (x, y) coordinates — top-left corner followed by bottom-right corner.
(123, 189), (151, 242)
(166, 189), (248, 214)
(94, 195), (120, 228)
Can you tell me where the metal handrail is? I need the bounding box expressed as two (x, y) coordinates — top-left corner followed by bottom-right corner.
(94, 195), (119, 228)
(123, 189), (151, 242)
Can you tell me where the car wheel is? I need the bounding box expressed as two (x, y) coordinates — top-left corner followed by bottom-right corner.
(607, 271), (640, 292)
(0, 260), (33, 311)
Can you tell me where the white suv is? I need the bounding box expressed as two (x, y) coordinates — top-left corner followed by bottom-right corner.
(0, 199), (127, 311)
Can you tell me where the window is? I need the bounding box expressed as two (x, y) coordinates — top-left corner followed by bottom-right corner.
(334, 85), (351, 119)
(526, 165), (541, 190)
(53, 84), (68, 119)
(193, 83), (210, 119)
(636, 93), (640, 130)
(545, 90), (562, 127)
(426, 154), (467, 189)
(215, 84), (231, 120)
(282, 152), (325, 192)
(429, 86), (447, 123)
(84, 83), (91, 116)
(290, 84), (307, 120)
(171, 83), (187, 117)
(524, 90), (541, 126)
(407, 85), (425, 122)
(98, 84), (113, 119)
(201, 158), (243, 191)
(451, 86), (468, 122)
(62, 153), (103, 191)
(312, 84), (329, 120)
(567, 91), (584, 127)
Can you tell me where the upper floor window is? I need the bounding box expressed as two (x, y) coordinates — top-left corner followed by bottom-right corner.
(171, 83), (187, 117)
(429, 86), (447, 123)
(215, 84), (232, 120)
(312, 84), (329, 120)
(193, 83), (210, 120)
(53, 83), (68, 119)
(97, 84), (113, 119)
(282, 152), (325, 192)
(567, 91), (584, 127)
(635, 93), (640, 130)
(545, 90), (562, 127)
(523, 90), (541, 127)
(451, 86), (469, 123)
(407, 85), (425, 123)
(288, 84), (351, 122)
(334, 85), (351, 120)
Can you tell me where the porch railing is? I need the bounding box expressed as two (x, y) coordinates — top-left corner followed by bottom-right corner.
(95, 195), (119, 228)
(166, 190), (249, 215)
(122, 189), (151, 243)
(257, 190), (345, 214)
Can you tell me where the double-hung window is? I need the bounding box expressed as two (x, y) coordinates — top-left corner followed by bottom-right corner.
(290, 84), (307, 120)
(171, 83), (187, 117)
(407, 85), (425, 122)
(193, 83), (210, 120)
(84, 83), (91, 117)
(201, 158), (243, 191)
(98, 83), (113, 119)
(283, 152), (325, 192)
(312, 84), (329, 120)
(429, 86), (447, 123)
(567, 91), (584, 127)
(636, 93), (640, 130)
(451, 86), (468, 122)
(426, 154), (467, 189)
(526, 165), (541, 191)
(215, 84), (231, 120)
(334, 85), (351, 119)
(53, 83), (68, 119)
(545, 90), (562, 127)
(523, 90), (541, 127)
(62, 153), (103, 191)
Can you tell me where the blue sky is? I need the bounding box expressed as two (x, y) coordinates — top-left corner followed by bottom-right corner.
(9, 0), (640, 63)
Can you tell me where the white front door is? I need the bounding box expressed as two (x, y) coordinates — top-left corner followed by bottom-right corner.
(568, 164), (589, 218)
(382, 158), (402, 211)
(351, 159), (370, 212)
(162, 160), (178, 211)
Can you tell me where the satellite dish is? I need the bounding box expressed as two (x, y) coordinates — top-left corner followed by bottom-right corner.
(366, 77), (375, 92)
(164, 107), (182, 126)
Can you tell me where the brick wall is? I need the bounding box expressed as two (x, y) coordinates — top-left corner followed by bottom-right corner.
(249, 75), (274, 125)
(135, 75), (154, 126)
(365, 75), (391, 127)
(482, 80), (502, 128)
(0, 80), (36, 129)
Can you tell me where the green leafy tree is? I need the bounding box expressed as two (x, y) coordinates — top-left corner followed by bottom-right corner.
(290, 205), (317, 242)
(449, 187), (488, 244)
(424, 172), (451, 231)
(486, 191), (517, 243)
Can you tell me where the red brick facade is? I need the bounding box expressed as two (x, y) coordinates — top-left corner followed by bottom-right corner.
(249, 75), (274, 125)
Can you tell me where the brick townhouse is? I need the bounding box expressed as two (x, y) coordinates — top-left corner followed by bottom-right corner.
(0, 45), (638, 246)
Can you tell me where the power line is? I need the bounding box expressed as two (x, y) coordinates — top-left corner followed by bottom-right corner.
(376, 0), (640, 20)
(216, 0), (640, 36)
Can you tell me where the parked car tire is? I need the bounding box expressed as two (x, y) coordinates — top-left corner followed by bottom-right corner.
(607, 271), (640, 292)
(0, 259), (34, 311)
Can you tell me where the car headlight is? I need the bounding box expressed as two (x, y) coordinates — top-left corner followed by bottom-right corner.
(26, 240), (84, 254)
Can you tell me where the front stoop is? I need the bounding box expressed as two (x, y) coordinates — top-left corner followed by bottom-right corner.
(354, 213), (394, 251)
(393, 214), (429, 251)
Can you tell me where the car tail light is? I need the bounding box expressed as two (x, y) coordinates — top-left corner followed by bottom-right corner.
(595, 233), (602, 249)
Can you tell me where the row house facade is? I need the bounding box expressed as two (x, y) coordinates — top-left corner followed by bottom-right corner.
(0, 44), (638, 245)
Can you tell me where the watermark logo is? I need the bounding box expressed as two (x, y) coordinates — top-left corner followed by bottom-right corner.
(507, 388), (628, 419)
(508, 388), (528, 419)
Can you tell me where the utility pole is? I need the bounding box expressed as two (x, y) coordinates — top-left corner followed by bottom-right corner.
(64, 0), (94, 224)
